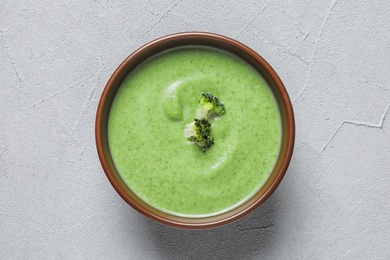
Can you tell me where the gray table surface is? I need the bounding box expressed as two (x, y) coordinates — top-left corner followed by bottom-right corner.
(1, 0), (389, 259)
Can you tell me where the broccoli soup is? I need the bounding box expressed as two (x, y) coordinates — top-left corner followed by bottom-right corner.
(108, 47), (282, 217)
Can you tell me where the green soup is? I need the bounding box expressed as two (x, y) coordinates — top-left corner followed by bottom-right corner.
(108, 47), (281, 217)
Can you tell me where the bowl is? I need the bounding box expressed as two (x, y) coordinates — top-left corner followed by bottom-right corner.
(96, 32), (295, 229)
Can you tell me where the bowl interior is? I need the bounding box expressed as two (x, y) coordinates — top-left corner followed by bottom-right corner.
(96, 32), (294, 229)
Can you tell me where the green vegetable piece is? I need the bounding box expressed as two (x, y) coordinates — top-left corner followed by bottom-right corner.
(197, 92), (225, 119)
(184, 118), (214, 152)
(184, 92), (225, 152)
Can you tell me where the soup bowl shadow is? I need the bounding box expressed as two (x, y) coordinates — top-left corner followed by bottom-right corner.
(96, 32), (295, 229)
(139, 192), (281, 260)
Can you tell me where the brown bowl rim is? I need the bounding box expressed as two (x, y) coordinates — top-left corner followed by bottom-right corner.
(96, 32), (295, 229)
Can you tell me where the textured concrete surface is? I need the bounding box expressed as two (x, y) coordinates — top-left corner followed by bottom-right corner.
(1, 0), (389, 259)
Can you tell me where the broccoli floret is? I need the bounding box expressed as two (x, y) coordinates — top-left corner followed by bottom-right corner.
(184, 92), (225, 152)
(196, 92), (225, 119)
(184, 118), (214, 152)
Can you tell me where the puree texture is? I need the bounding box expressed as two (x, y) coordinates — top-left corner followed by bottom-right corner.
(108, 47), (281, 217)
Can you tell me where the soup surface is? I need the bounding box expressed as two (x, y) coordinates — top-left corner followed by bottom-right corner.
(108, 47), (281, 217)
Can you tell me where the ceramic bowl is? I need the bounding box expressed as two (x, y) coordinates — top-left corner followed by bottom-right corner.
(96, 32), (295, 229)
